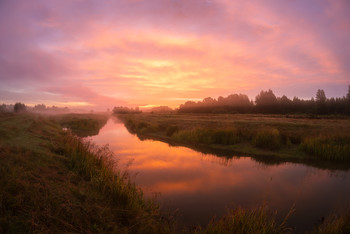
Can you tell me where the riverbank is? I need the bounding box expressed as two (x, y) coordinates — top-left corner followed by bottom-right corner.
(117, 113), (350, 168)
(1, 113), (349, 233)
(0, 113), (172, 233)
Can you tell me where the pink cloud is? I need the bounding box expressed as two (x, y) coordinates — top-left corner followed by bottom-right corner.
(1, 0), (349, 108)
(42, 84), (128, 110)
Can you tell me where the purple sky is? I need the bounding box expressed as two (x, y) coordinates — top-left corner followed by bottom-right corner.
(0, 0), (349, 110)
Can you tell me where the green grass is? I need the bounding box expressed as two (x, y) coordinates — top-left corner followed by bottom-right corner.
(52, 113), (109, 137)
(116, 113), (350, 164)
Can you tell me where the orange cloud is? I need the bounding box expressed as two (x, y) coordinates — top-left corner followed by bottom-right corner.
(1, 0), (349, 108)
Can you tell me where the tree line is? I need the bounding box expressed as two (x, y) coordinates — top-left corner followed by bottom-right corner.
(112, 106), (141, 114)
(0, 103), (69, 113)
(178, 85), (350, 115)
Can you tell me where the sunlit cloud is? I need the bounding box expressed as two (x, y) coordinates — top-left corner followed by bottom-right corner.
(0, 0), (349, 109)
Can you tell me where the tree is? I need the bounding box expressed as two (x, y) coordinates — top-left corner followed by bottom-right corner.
(14, 102), (26, 113)
(202, 97), (216, 105)
(346, 85), (350, 115)
(255, 90), (277, 106)
(316, 89), (326, 103)
(278, 95), (292, 113)
(33, 104), (46, 112)
(315, 89), (327, 114)
(255, 90), (278, 113)
(0, 104), (6, 113)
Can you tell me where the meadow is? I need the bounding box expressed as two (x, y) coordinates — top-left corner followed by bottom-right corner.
(117, 113), (350, 167)
(1, 112), (349, 233)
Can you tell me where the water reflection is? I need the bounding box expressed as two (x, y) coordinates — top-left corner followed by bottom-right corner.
(89, 118), (350, 232)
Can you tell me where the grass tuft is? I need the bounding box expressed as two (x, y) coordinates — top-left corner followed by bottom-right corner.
(195, 204), (294, 234)
(314, 208), (350, 234)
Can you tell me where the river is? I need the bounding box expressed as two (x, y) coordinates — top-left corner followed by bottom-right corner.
(89, 117), (350, 232)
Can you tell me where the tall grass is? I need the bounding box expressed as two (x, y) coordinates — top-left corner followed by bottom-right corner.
(302, 135), (350, 161)
(196, 204), (294, 234)
(172, 128), (241, 145)
(171, 126), (283, 150)
(124, 118), (159, 135)
(54, 113), (108, 137)
(253, 128), (281, 150)
(0, 113), (173, 233)
(54, 130), (172, 233)
(314, 208), (350, 234)
(166, 125), (179, 137)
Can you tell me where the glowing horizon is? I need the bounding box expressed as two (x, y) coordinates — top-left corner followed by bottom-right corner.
(1, 0), (349, 110)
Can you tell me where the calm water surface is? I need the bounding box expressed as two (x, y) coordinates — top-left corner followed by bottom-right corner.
(89, 118), (350, 232)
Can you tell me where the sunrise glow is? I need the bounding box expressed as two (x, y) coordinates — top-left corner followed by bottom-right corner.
(1, 0), (349, 110)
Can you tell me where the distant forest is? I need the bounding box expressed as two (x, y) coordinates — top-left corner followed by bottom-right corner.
(178, 86), (350, 115)
(0, 103), (69, 113)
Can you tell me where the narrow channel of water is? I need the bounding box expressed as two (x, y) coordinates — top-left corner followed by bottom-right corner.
(89, 118), (350, 232)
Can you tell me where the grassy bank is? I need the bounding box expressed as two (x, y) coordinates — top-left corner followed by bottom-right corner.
(52, 113), (109, 137)
(117, 113), (350, 165)
(1, 112), (349, 233)
(0, 113), (171, 233)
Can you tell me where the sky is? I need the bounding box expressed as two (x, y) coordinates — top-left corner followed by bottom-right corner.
(0, 0), (349, 110)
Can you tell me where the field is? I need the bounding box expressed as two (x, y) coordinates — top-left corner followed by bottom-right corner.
(1, 112), (349, 233)
(117, 113), (350, 169)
